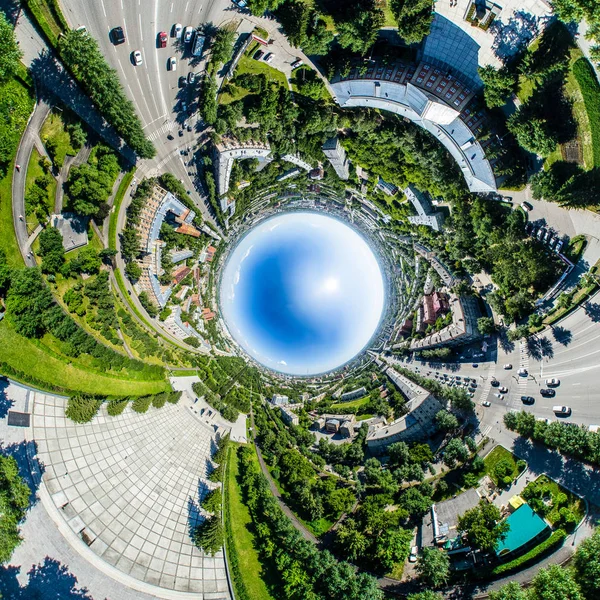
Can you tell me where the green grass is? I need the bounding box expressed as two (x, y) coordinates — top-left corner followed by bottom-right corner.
(225, 444), (276, 600)
(572, 57), (600, 168)
(169, 369), (197, 377)
(330, 395), (370, 411)
(220, 55), (289, 105)
(40, 111), (77, 169)
(525, 475), (585, 527)
(109, 169), (135, 251)
(0, 320), (169, 395)
(25, 148), (56, 230)
(483, 445), (520, 486)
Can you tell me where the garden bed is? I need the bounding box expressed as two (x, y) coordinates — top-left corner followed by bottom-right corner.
(483, 445), (525, 487)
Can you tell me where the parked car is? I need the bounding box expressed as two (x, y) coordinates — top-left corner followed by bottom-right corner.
(409, 546), (418, 563)
(540, 388), (556, 397)
(173, 23), (183, 39)
(178, 75), (187, 87)
(187, 71), (196, 84)
(553, 405), (571, 416)
(545, 378), (560, 386)
(291, 58), (304, 69)
(482, 401), (491, 407)
(158, 31), (168, 48)
(183, 26), (194, 44)
(521, 396), (535, 405)
(517, 368), (528, 376)
(132, 50), (143, 66)
(491, 379), (500, 387)
(111, 26), (125, 44)
(168, 56), (177, 70)
(499, 386), (508, 393)
(503, 364), (512, 370)
(253, 49), (264, 60)
(264, 52), (274, 63)
(521, 201), (533, 212)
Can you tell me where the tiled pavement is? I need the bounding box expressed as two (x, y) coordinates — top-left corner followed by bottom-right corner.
(33, 393), (231, 598)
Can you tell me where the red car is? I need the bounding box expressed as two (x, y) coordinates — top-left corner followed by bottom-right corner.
(158, 31), (168, 48)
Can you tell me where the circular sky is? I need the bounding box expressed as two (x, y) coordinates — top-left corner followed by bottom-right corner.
(219, 212), (385, 375)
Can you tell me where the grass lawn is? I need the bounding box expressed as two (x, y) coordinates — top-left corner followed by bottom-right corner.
(524, 474), (585, 527)
(170, 369), (197, 377)
(330, 395), (370, 411)
(40, 111), (76, 169)
(220, 55), (289, 105)
(109, 169), (135, 251)
(0, 320), (169, 395)
(25, 147), (55, 231)
(225, 444), (276, 600)
(484, 445), (521, 486)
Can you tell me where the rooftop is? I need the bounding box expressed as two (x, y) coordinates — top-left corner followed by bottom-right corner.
(495, 503), (550, 557)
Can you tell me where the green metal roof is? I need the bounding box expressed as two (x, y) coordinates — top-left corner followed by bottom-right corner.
(496, 503), (550, 556)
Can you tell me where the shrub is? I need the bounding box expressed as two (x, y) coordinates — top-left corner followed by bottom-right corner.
(209, 463), (224, 483)
(491, 529), (566, 577)
(516, 459), (527, 472)
(201, 488), (222, 514)
(65, 394), (102, 423)
(193, 514), (224, 556)
(131, 395), (152, 413)
(107, 398), (129, 416)
(167, 391), (182, 404)
(151, 392), (167, 408)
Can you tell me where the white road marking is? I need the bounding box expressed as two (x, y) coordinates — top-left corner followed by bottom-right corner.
(573, 383), (582, 386)
(100, 0), (107, 18)
(170, 2), (174, 12)
(121, 0), (124, 10)
(185, 1), (190, 12)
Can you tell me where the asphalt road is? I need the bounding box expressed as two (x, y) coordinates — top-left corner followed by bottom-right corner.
(395, 289), (600, 430)
(60, 0), (234, 226)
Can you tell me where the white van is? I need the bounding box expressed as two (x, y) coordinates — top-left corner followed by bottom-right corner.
(553, 406), (571, 416)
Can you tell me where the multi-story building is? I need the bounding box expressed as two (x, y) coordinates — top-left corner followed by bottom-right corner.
(340, 387), (367, 402)
(280, 406), (299, 426)
(367, 367), (445, 454)
(322, 137), (349, 180)
(214, 137), (271, 196)
(270, 394), (289, 406)
(405, 186), (445, 231)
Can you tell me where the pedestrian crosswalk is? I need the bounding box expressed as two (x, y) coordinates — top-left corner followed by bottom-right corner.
(147, 120), (177, 142)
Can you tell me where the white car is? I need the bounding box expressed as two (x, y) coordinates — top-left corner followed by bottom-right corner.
(503, 363), (512, 370)
(168, 56), (177, 70)
(545, 378), (560, 387)
(553, 405), (571, 416)
(499, 386), (508, 394)
(264, 52), (274, 63)
(133, 50), (143, 66)
(173, 23), (183, 39)
(589, 425), (599, 433)
(482, 401), (491, 407)
(409, 546), (418, 563)
(518, 368), (528, 377)
(183, 26), (194, 44)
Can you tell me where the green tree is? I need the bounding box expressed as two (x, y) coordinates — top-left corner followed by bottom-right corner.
(0, 13), (23, 84)
(336, 0), (384, 55)
(336, 518), (369, 562)
(107, 398), (129, 416)
(573, 528), (600, 599)
(479, 65), (516, 108)
(391, 0), (434, 45)
(6, 268), (53, 337)
(125, 260), (142, 281)
(199, 75), (218, 125)
(374, 527), (412, 572)
(71, 246), (101, 274)
(442, 438), (469, 468)
(38, 227), (65, 274)
(529, 313), (543, 328)
(457, 500), (509, 552)
(477, 316), (497, 335)
(0, 455), (30, 562)
(209, 28), (235, 71)
(194, 514), (224, 556)
(131, 395), (152, 413)
(507, 112), (558, 156)
(408, 593), (443, 600)
(415, 547), (450, 588)
(201, 488), (222, 514)
(489, 581), (528, 600)
(65, 394), (103, 423)
(529, 564), (583, 600)
(435, 410), (459, 432)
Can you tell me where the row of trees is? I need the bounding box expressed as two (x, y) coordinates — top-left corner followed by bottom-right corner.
(58, 29), (154, 158)
(504, 410), (600, 466)
(65, 390), (181, 423)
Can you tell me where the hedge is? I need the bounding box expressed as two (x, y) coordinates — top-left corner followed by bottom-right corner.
(0, 361), (70, 394)
(572, 57), (600, 168)
(490, 528), (567, 577)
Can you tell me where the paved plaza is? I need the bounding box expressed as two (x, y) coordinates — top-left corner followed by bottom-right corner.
(32, 391), (231, 598)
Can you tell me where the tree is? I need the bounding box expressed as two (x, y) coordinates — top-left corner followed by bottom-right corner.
(457, 500), (509, 552)
(415, 547), (450, 588)
(0, 249), (12, 296)
(65, 394), (103, 423)
(489, 582), (528, 600)
(336, 0), (384, 55)
(99, 247), (117, 264)
(478, 65), (516, 108)
(399, 487), (431, 518)
(408, 593), (443, 600)
(507, 112), (558, 157)
(201, 488), (222, 514)
(199, 74), (218, 125)
(6, 268), (53, 337)
(391, 0), (434, 44)
(573, 528), (600, 599)
(0, 455), (30, 562)
(336, 518), (369, 562)
(374, 527), (412, 572)
(529, 564), (583, 600)
(529, 313), (543, 328)
(507, 324), (530, 341)
(210, 28), (235, 71)
(38, 227), (65, 274)
(131, 395), (152, 413)
(71, 246), (101, 274)
(0, 12), (23, 84)
(194, 514), (224, 556)
(477, 316), (497, 335)
(442, 438), (469, 468)
(435, 410), (459, 432)
(125, 260), (142, 281)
